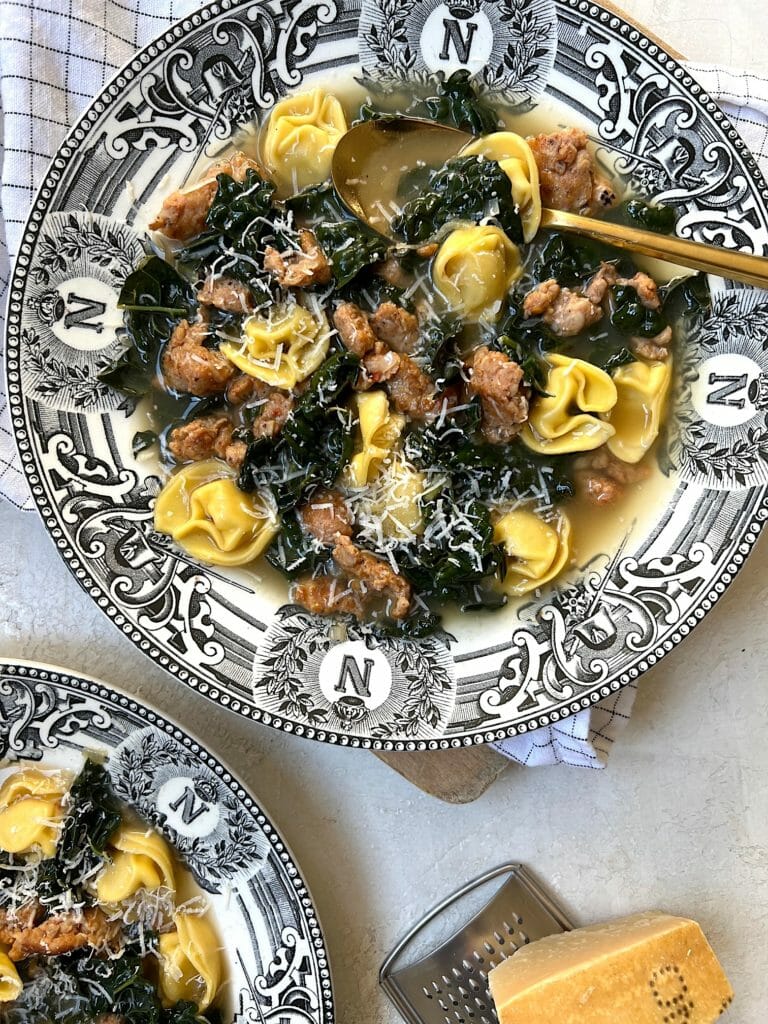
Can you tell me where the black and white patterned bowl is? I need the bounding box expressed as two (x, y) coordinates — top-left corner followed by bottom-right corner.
(0, 658), (334, 1023)
(6, 0), (768, 748)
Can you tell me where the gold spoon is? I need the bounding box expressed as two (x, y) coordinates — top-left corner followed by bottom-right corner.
(331, 116), (768, 289)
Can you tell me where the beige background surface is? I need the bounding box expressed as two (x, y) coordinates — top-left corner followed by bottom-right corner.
(2, 1), (768, 1021)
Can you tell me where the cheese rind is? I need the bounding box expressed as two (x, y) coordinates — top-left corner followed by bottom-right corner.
(488, 911), (734, 1024)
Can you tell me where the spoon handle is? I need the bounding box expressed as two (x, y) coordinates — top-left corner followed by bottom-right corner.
(540, 208), (768, 289)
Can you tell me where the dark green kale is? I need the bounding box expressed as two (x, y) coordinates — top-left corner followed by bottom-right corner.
(372, 608), (444, 639)
(532, 233), (612, 285)
(314, 220), (389, 287)
(38, 760), (121, 902)
(392, 155), (523, 244)
(238, 351), (359, 510)
(610, 283), (667, 338)
(176, 168), (281, 283)
(285, 181), (346, 223)
(493, 334), (549, 395)
(132, 429), (158, 456)
(493, 299), (557, 357)
(395, 162), (435, 203)
(266, 509), (332, 577)
(625, 198), (677, 233)
(396, 496), (506, 612)
(206, 169), (276, 236)
(58, 759), (120, 860)
(338, 267), (413, 313)
(423, 70), (500, 135)
(405, 401), (573, 506)
(285, 183), (393, 288)
(418, 317), (463, 383)
(10, 948), (217, 1024)
(98, 255), (195, 397)
(661, 271), (711, 323)
(598, 346), (635, 373)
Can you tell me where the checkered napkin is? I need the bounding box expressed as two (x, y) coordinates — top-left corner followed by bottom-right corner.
(1, 4), (766, 766)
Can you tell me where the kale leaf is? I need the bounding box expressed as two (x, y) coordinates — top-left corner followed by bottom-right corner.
(532, 233), (609, 285)
(238, 351), (359, 510)
(493, 334), (549, 395)
(286, 183), (391, 287)
(418, 317), (463, 383)
(315, 220), (389, 287)
(176, 168), (281, 282)
(285, 181), (345, 223)
(625, 198), (677, 233)
(98, 255), (195, 397)
(206, 169), (275, 236)
(338, 267), (413, 313)
(406, 402), (573, 506)
(132, 429), (158, 456)
(38, 760), (121, 902)
(10, 947), (217, 1024)
(599, 346), (635, 373)
(396, 496), (506, 612)
(392, 156), (523, 244)
(610, 283), (667, 338)
(372, 608), (444, 639)
(661, 271), (711, 323)
(423, 70), (500, 135)
(266, 509), (332, 577)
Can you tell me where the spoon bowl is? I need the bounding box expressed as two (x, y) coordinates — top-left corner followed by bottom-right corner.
(332, 116), (768, 288)
(332, 116), (471, 239)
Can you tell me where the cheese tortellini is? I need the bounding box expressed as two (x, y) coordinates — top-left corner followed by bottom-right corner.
(461, 133), (542, 242)
(155, 460), (280, 567)
(96, 823), (176, 903)
(494, 508), (572, 596)
(220, 301), (330, 390)
(158, 910), (222, 1011)
(433, 225), (522, 322)
(363, 458), (428, 540)
(262, 87), (347, 192)
(0, 952), (22, 1003)
(521, 354), (617, 455)
(0, 768), (70, 858)
(344, 391), (406, 487)
(602, 359), (672, 464)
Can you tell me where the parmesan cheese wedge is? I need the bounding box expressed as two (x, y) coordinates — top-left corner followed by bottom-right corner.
(488, 911), (733, 1024)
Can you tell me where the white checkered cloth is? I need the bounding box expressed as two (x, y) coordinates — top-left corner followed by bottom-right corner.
(1, 4), (766, 766)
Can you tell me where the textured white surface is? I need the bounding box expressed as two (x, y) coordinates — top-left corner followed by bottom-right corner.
(2, 2), (768, 1021)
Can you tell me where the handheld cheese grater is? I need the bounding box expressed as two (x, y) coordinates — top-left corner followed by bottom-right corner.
(379, 863), (574, 1024)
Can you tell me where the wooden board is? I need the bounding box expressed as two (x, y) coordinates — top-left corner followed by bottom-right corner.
(374, 746), (511, 804)
(375, 0), (685, 803)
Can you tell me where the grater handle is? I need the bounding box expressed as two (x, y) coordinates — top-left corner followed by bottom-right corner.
(380, 862), (523, 986)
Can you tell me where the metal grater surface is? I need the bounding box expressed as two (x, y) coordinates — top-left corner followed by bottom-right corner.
(380, 864), (574, 1024)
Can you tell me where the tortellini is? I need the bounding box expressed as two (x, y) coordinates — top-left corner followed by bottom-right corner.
(220, 301), (330, 390)
(344, 391), (406, 487)
(0, 768), (70, 858)
(0, 952), (22, 1003)
(0, 768), (70, 804)
(96, 823), (176, 903)
(155, 460), (280, 567)
(494, 509), (572, 596)
(521, 353), (617, 455)
(364, 459), (427, 540)
(602, 359), (672, 464)
(262, 87), (347, 193)
(158, 910), (221, 1011)
(462, 133), (542, 242)
(433, 225), (522, 322)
